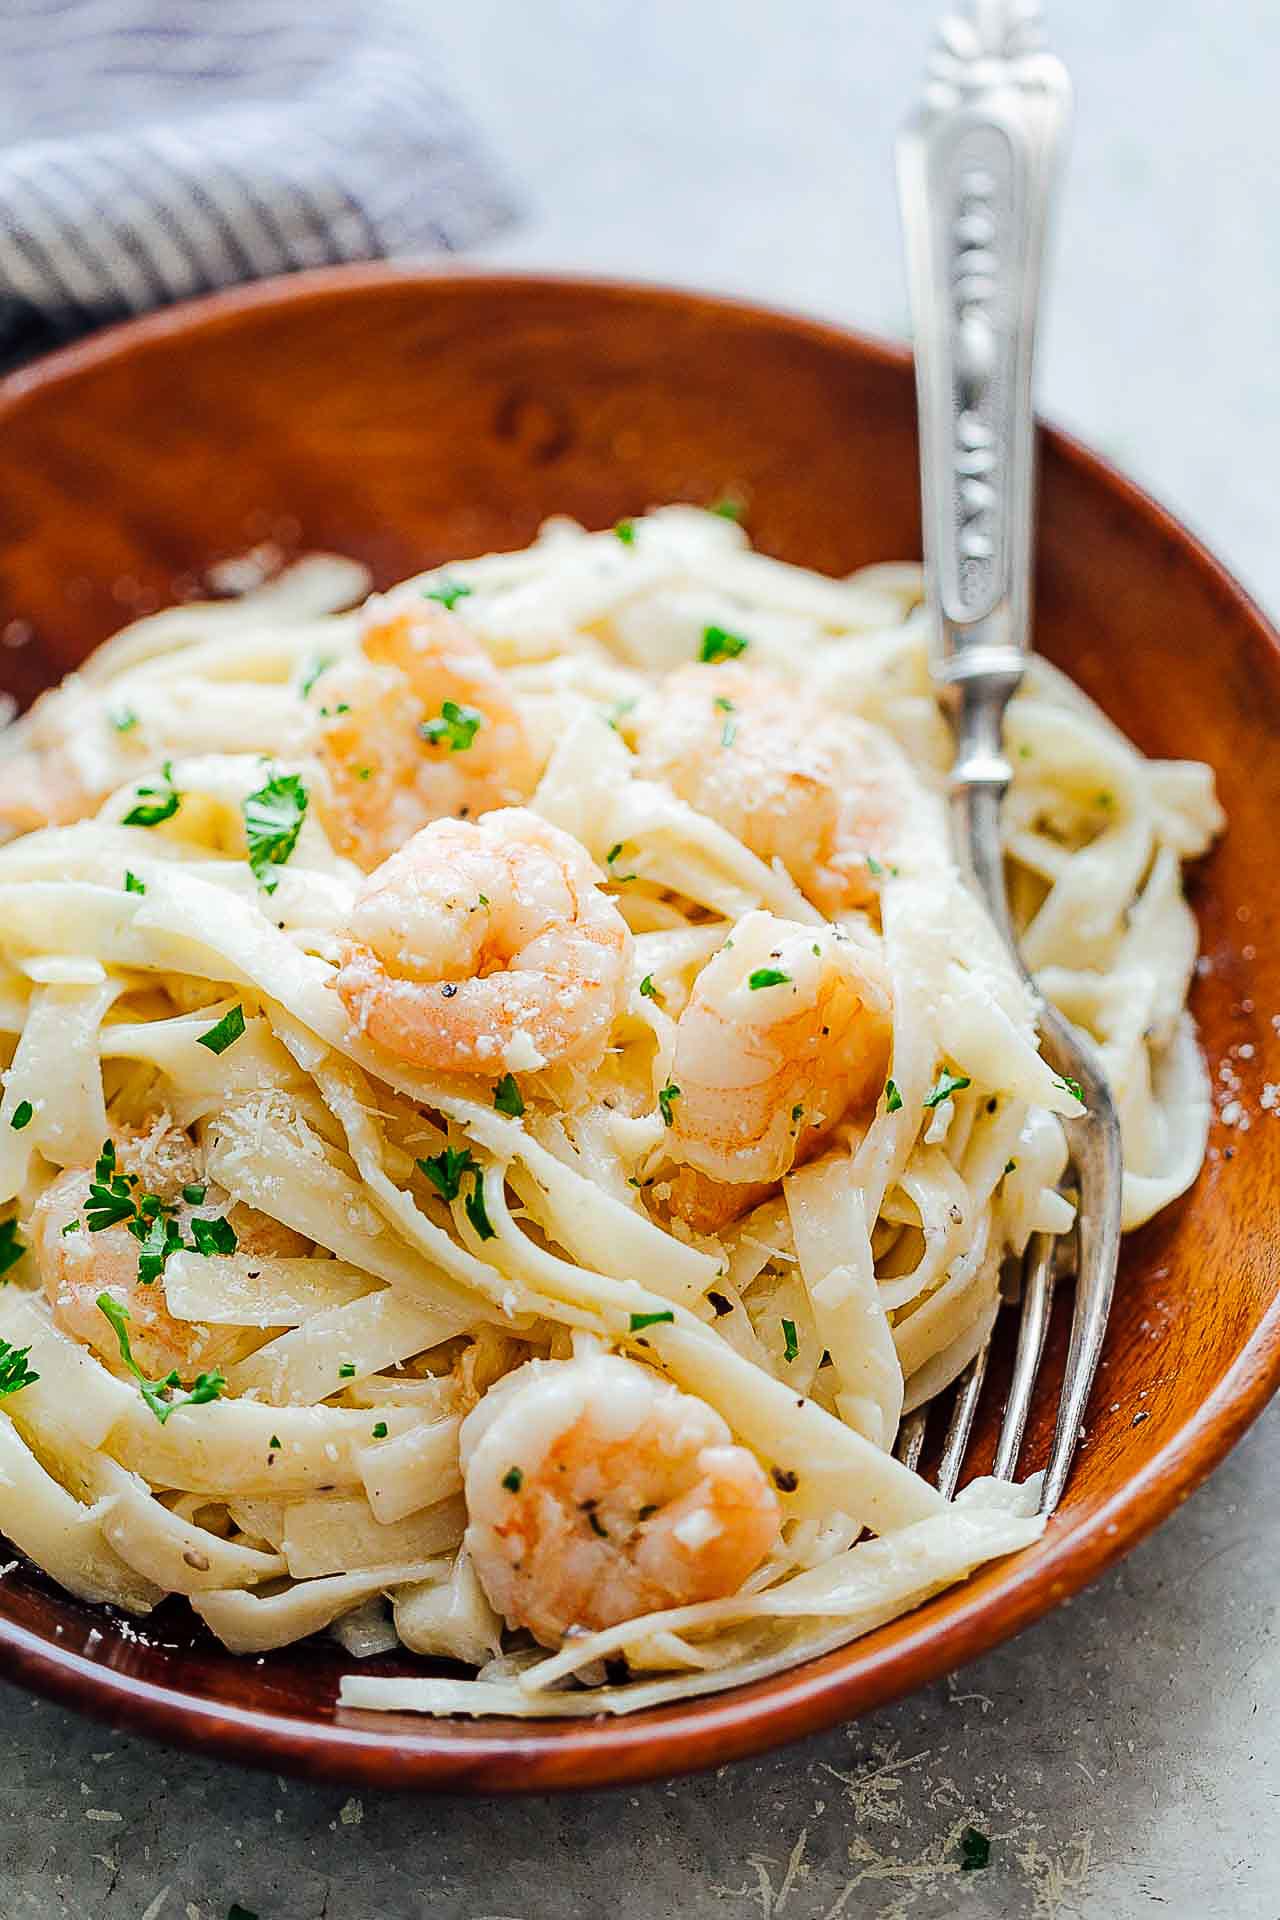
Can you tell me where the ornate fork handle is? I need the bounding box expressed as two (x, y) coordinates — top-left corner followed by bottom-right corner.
(898, 2), (1123, 1515)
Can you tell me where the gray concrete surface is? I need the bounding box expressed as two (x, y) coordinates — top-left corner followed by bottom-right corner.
(4, 4), (1280, 1916)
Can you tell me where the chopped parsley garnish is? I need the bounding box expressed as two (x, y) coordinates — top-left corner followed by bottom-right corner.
(0, 1339), (37, 1400)
(242, 771), (308, 892)
(61, 1220), (81, 1237)
(10, 1101), (32, 1131)
(629, 1310), (675, 1331)
(299, 655), (334, 699)
(924, 1069), (971, 1109)
(781, 1317), (799, 1364)
(371, 1422), (388, 1440)
(884, 1079), (904, 1114)
(493, 1073), (525, 1118)
(133, 1212), (185, 1286)
(416, 1146), (477, 1204)
(605, 696), (637, 732)
(502, 1465), (523, 1492)
(709, 495), (744, 521)
(420, 699), (484, 753)
(228, 1906), (260, 1920)
(188, 1215), (238, 1258)
(748, 967), (791, 990)
(605, 840), (637, 882)
(1004, 1159), (1017, 1176)
(110, 706), (138, 733)
(96, 1293), (224, 1425)
(182, 1184), (207, 1206)
(866, 854), (884, 877)
(638, 973), (660, 1001)
(791, 1103), (804, 1122)
(960, 1827), (990, 1872)
(699, 624), (749, 663)
(122, 761), (180, 828)
(424, 577), (473, 611)
(0, 1219), (24, 1278)
(1056, 1075), (1084, 1102)
(463, 1169), (495, 1242)
(123, 870), (145, 895)
(658, 1082), (681, 1127)
(338, 1361), (356, 1379)
(714, 694), (738, 747)
(196, 1004), (246, 1055)
(614, 518), (637, 546)
(268, 1435), (281, 1451)
(86, 1142), (138, 1232)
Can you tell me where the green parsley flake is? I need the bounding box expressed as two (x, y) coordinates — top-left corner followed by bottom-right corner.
(493, 1073), (525, 1118)
(709, 495), (744, 521)
(0, 1339), (37, 1400)
(420, 699), (484, 752)
(183, 1184), (207, 1206)
(629, 1310), (675, 1332)
(748, 967), (791, 991)
(791, 1104), (804, 1122)
(10, 1101), (32, 1131)
(96, 1293), (224, 1426)
(61, 1220), (81, 1237)
(714, 695), (739, 748)
(638, 973), (660, 1001)
(502, 1465), (524, 1492)
(924, 1069), (972, 1109)
(299, 655), (334, 699)
(372, 1422), (388, 1440)
(658, 1082), (681, 1127)
(424, 577), (473, 611)
(269, 1436), (281, 1452)
(464, 1169), (495, 1242)
(132, 1212), (185, 1286)
(242, 771), (308, 891)
(1056, 1075), (1084, 1102)
(196, 1004), (246, 1055)
(124, 870), (146, 895)
(781, 1317), (799, 1364)
(122, 761), (180, 829)
(1004, 1159), (1017, 1176)
(614, 518), (637, 545)
(189, 1215), (238, 1258)
(0, 1221), (25, 1279)
(866, 853), (884, 877)
(605, 696), (637, 733)
(110, 706), (138, 733)
(884, 1079), (904, 1114)
(699, 624), (749, 663)
(416, 1146), (477, 1204)
(960, 1827), (990, 1872)
(339, 1361), (356, 1380)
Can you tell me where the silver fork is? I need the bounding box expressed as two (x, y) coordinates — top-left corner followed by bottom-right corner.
(895, 0), (1123, 1515)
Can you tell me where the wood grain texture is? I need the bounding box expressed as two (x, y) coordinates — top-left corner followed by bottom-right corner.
(0, 266), (1275, 1792)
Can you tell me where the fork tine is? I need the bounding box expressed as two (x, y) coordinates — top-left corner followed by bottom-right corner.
(894, 1407), (929, 1472)
(992, 1230), (1056, 1480)
(935, 1339), (992, 1500)
(1038, 1016), (1125, 1514)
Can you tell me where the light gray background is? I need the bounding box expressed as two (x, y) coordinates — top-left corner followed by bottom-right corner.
(4, 4), (1279, 1917)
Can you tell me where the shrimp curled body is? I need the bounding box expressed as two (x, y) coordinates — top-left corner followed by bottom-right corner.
(336, 807), (631, 1078)
(314, 600), (538, 870)
(33, 1120), (306, 1381)
(461, 1349), (781, 1645)
(665, 910), (892, 1224)
(633, 662), (913, 916)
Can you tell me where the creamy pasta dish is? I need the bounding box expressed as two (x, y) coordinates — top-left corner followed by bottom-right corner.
(0, 508), (1223, 1716)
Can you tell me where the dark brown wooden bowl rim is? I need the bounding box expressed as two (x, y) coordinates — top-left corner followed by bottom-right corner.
(0, 264), (1277, 1792)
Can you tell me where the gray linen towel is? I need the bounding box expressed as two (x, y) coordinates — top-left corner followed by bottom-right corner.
(0, 0), (516, 363)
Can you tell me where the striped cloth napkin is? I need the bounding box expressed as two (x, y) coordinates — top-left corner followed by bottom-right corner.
(0, 0), (516, 364)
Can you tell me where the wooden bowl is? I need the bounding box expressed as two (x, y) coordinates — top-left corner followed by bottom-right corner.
(0, 267), (1275, 1792)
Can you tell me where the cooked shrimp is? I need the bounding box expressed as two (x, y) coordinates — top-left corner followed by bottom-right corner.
(632, 662), (911, 915)
(461, 1348), (781, 1645)
(666, 909), (892, 1202)
(0, 678), (134, 835)
(33, 1118), (308, 1381)
(336, 807), (630, 1077)
(314, 599), (538, 868)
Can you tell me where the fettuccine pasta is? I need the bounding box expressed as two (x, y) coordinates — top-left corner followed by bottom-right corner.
(0, 507), (1222, 1716)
